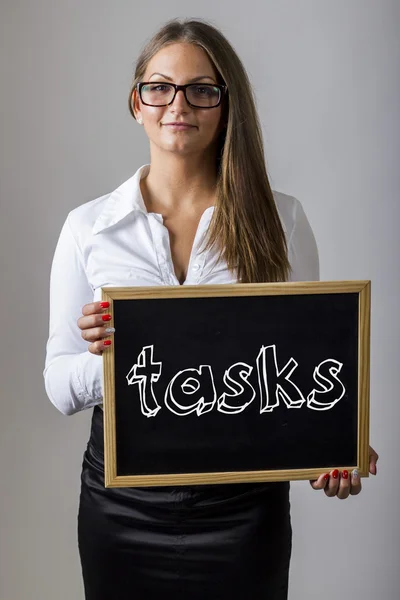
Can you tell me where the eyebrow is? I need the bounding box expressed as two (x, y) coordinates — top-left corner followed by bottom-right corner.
(148, 73), (216, 84)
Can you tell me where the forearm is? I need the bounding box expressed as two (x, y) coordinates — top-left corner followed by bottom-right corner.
(44, 214), (102, 415)
(44, 351), (103, 416)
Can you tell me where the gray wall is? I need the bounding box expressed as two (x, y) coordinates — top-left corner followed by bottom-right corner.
(1, 1), (399, 598)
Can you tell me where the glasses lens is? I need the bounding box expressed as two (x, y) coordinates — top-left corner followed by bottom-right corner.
(140, 83), (222, 107)
(141, 83), (174, 106)
(187, 84), (221, 107)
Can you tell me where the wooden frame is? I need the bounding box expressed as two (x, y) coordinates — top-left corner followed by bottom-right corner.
(102, 280), (370, 488)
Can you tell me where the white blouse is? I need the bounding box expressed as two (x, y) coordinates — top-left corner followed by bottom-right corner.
(43, 164), (320, 416)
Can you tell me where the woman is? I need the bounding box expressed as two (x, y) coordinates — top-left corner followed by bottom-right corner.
(44, 18), (378, 600)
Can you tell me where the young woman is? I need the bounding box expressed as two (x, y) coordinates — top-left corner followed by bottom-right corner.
(44, 18), (378, 600)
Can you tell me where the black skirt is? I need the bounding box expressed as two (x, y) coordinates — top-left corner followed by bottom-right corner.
(78, 406), (292, 600)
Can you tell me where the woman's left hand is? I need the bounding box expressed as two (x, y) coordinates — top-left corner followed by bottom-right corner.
(310, 446), (379, 499)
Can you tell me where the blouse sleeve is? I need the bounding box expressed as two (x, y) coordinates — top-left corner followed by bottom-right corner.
(43, 215), (103, 415)
(287, 198), (320, 282)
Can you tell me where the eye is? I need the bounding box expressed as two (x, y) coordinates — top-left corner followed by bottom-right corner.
(143, 84), (171, 93)
(193, 85), (214, 96)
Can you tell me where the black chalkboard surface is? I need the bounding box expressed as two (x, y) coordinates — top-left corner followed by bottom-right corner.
(102, 281), (370, 488)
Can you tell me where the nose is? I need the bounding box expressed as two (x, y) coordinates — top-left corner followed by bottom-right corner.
(170, 89), (190, 110)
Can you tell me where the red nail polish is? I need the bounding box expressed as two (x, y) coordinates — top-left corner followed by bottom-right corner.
(100, 301), (110, 308)
(323, 474), (330, 481)
(102, 314), (112, 321)
(342, 470), (349, 479)
(103, 340), (112, 346)
(332, 469), (339, 479)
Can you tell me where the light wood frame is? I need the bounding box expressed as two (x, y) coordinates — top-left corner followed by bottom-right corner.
(102, 280), (370, 488)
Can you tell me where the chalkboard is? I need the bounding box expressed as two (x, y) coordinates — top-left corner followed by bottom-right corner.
(102, 281), (370, 488)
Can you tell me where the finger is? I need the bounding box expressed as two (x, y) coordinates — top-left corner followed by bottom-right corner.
(336, 470), (351, 500)
(369, 446), (379, 475)
(77, 312), (113, 332)
(324, 469), (340, 497)
(350, 469), (362, 495)
(81, 326), (115, 343)
(81, 301), (110, 316)
(310, 473), (329, 490)
(88, 338), (112, 356)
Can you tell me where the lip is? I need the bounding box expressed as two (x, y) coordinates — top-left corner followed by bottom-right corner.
(163, 122), (195, 129)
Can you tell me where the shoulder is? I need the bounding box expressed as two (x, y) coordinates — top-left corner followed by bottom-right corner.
(66, 192), (111, 239)
(272, 190), (319, 281)
(272, 190), (301, 239)
(64, 165), (147, 244)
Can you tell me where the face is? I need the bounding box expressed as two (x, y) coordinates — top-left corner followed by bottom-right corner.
(133, 43), (224, 157)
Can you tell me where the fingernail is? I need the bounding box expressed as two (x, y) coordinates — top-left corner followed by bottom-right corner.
(342, 470), (349, 479)
(100, 301), (110, 308)
(352, 469), (359, 479)
(332, 469), (339, 479)
(104, 327), (115, 334)
(323, 474), (330, 481)
(102, 314), (112, 321)
(103, 340), (112, 346)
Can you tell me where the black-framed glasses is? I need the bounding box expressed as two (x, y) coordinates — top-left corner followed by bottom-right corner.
(137, 82), (227, 108)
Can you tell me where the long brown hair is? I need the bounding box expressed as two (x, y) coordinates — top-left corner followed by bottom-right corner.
(128, 18), (290, 283)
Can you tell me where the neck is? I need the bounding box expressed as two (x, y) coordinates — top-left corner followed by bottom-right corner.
(141, 149), (218, 214)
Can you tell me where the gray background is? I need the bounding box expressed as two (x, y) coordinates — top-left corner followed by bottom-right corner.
(1, 1), (399, 598)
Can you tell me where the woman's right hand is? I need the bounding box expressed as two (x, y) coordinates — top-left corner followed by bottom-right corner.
(77, 301), (115, 355)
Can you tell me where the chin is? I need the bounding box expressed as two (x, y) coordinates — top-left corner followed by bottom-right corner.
(158, 140), (202, 154)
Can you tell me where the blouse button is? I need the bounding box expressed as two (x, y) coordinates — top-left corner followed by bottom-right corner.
(192, 263), (200, 272)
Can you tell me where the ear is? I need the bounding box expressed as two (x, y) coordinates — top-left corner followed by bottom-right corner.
(131, 88), (141, 121)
